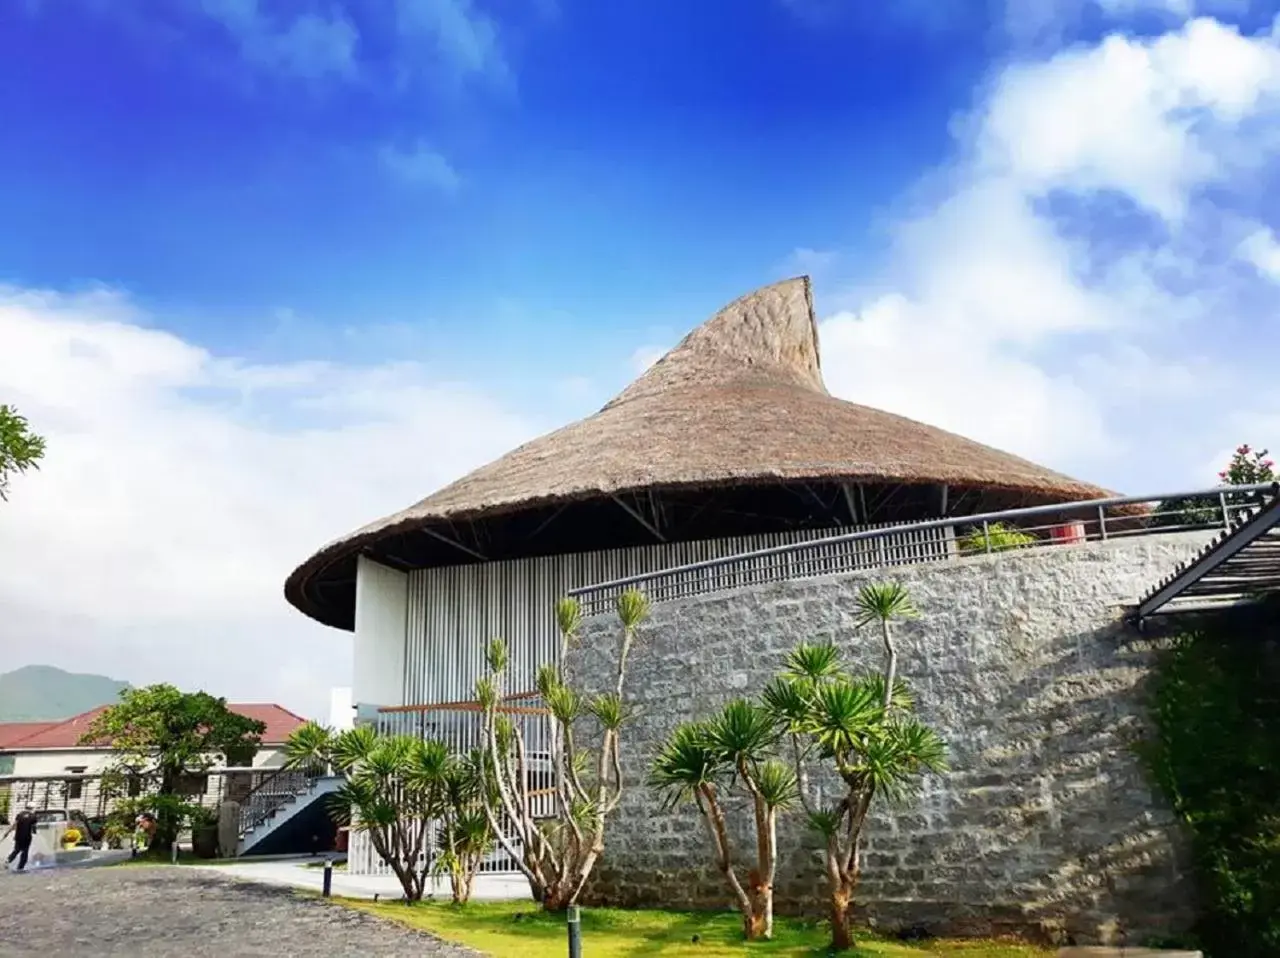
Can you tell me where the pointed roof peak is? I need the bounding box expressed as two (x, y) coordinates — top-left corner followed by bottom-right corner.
(285, 275), (1112, 630)
(606, 276), (824, 409)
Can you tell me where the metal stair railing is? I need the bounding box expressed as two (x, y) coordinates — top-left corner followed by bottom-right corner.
(236, 767), (316, 837)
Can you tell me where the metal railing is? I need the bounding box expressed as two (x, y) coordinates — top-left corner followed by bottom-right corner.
(567, 483), (1280, 615)
(236, 767), (318, 836)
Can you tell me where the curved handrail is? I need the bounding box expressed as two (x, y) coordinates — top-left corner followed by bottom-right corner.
(566, 482), (1280, 609)
(235, 766), (316, 835)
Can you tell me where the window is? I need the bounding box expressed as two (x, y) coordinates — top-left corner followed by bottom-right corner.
(175, 773), (209, 797)
(0, 755), (14, 775)
(65, 767), (86, 800)
(127, 774), (143, 797)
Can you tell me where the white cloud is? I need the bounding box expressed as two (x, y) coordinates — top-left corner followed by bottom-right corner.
(1239, 225), (1280, 279)
(1005, 0), (1252, 48)
(378, 141), (462, 192)
(394, 0), (510, 89)
(199, 0), (358, 80)
(0, 287), (541, 719)
(814, 14), (1280, 490)
(979, 19), (1280, 220)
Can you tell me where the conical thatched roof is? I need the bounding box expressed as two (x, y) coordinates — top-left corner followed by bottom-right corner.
(286, 276), (1111, 627)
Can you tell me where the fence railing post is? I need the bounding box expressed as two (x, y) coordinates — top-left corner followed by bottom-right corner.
(1219, 490), (1231, 530)
(1097, 506), (1108, 542)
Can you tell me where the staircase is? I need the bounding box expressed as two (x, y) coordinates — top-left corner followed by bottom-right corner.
(234, 768), (341, 857)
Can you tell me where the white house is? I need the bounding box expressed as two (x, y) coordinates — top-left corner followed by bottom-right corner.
(0, 702), (308, 820)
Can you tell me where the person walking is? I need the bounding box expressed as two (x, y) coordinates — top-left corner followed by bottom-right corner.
(3, 804), (38, 872)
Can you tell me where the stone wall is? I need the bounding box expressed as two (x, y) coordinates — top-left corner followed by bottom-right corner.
(566, 534), (1213, 946)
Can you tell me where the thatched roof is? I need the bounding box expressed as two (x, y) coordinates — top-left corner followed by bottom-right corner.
(286, 276), (1111, 628)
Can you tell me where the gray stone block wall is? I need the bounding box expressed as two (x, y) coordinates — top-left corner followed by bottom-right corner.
(566, 534), (1213, 945)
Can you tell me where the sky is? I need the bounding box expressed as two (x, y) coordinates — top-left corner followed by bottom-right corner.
(2, 0), (1279, 721)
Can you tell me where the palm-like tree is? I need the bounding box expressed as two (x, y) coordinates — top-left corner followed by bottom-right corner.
(282, 721), (334, 777)
(305, 727), (490, 903)
(477, 589), (650, 912)
(756, 587), (947, 952)
(854, 582), (919, 710)
(803, 676), (945, 949)
(650, 701), (796, 940)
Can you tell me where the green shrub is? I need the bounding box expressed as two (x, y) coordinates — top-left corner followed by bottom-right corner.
(1140, 603), (1280, 957)
(957, 521), (1037, 554)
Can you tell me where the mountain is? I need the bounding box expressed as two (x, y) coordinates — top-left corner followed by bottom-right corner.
(0, 665), (130, 721)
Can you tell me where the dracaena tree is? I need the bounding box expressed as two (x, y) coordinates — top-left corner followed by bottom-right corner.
(431, 749), (495, 904)
(650, 700), (797, 940)
(286, 723), (491, 903)
(761, 582), (947, 952)
(476, 588), (649, 911)
(326, 731), (449, 902)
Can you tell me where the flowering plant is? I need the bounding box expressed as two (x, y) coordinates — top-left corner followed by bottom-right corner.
(1219, 444), (1276, 486)
(61, 826), (82, 845)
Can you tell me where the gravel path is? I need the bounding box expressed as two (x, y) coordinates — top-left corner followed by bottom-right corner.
(0, 866), (481, 957)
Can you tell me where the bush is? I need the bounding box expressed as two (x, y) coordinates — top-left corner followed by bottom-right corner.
(957, 521), (1037, 554)
(189, 805), (218, 828)
(1140, 603), (1280, 957)
(103, 822), (129, 849)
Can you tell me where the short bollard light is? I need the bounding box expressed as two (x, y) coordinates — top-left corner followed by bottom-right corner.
(322, 858), (334, 898)
(567, 905), (582, 958)
(171, 842), (178, 865)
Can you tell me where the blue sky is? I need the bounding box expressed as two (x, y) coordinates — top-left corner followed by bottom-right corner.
(2, 0), (1279, 714)
(1, 0), (997, 378)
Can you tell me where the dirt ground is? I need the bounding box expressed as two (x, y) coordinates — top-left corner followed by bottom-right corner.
(0, 865), (478, 957)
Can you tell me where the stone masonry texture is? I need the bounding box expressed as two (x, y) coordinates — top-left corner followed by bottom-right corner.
(566, 535), (1214, 947)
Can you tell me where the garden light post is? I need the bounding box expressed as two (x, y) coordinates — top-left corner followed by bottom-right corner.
(567, 905), (582, 958)
(322, 857), (333, 898)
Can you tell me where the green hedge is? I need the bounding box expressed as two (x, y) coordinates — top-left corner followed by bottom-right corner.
(1140, 602), (1280, 957)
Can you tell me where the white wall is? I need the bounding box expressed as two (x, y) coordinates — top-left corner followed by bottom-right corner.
(7, 745), (288, 778)
(353, 555), (408, 708)
(328, 687), (354, 731)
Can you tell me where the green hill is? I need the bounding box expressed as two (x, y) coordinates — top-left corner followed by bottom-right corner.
(0, 665), (129, 721)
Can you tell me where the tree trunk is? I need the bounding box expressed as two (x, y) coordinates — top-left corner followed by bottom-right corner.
(457, 858), (478, 904)
(694, 785), (757, 938)
(542, 881), (574, 912)
(449, 864), (464, 904)
(880, 618), (896, 711)
(746, 871), (771, 940)
(150, 773), (180, 855)
(393, 863), (420, 902)
(829, 885), (854, 951)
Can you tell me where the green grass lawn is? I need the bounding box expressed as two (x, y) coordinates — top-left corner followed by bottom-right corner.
(348, 898), (1051, 958)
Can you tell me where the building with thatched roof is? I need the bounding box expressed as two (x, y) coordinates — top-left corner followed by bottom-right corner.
(285, 276), (1108, 713)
